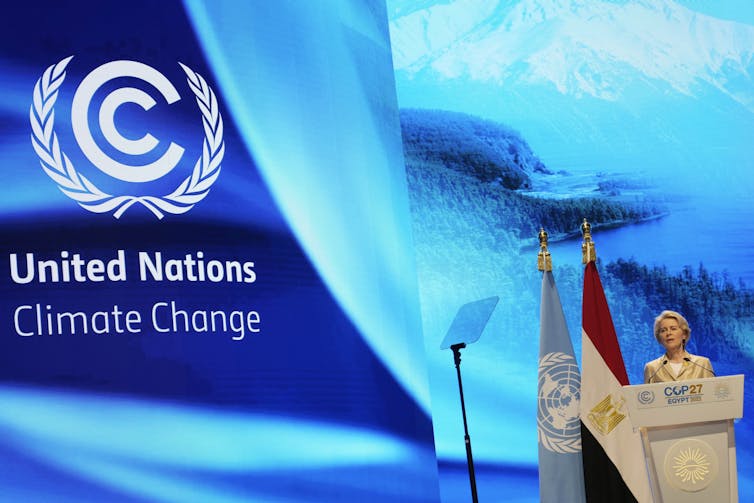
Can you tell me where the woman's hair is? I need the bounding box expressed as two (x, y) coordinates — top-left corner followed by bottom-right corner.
(653, 310), (691, 343)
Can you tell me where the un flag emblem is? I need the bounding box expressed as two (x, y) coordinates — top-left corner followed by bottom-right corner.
(537, 352), (582, 453)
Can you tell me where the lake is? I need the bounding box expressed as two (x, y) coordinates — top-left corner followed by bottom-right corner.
(546, 193), (754, 288)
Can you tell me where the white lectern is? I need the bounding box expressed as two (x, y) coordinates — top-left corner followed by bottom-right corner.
(623, 375), (744, 503)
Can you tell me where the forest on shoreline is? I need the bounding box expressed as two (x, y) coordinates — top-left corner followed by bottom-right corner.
(400, 108), (753, 375)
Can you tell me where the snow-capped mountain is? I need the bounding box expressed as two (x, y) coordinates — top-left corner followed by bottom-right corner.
(387, 0), (754, 183)
(388, 0), (754, 109)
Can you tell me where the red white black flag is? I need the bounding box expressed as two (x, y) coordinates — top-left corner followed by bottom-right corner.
(580, 261), (652, 502)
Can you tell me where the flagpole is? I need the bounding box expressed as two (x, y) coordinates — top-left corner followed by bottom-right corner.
(450, 342), (479, 503)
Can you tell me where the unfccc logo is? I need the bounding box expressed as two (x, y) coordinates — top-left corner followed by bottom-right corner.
(30, 57), (224, 218)
(637, 390), (655, 405)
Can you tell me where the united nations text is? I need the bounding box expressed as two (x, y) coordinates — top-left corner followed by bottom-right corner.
(8, 250), (256, 284)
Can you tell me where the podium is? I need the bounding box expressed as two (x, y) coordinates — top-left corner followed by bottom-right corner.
(623, 375), (744, 503)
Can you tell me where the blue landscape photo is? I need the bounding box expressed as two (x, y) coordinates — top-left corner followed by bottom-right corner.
(388, 1), (754, 501)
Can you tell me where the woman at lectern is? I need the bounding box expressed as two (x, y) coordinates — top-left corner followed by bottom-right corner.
(643, 310), (715, 383)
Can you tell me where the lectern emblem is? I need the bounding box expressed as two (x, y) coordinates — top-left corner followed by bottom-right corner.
(637, 389), (655, 405)
(714, 384), (730, 400)
(664, 439), (718, 492)
(537, 352), (582, 453)
(673, 447), (710, 483)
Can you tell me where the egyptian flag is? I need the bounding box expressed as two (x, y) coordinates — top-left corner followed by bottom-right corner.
(580, 261), (652, 502)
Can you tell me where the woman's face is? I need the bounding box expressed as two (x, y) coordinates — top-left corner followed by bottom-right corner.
(658, 317), (684, 352)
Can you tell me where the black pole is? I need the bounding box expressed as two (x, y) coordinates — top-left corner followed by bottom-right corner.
(451, 342), (479, 503)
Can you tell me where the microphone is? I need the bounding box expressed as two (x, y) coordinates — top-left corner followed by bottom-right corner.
(647, 360), (667, 383)
(683, 357), (716, 377)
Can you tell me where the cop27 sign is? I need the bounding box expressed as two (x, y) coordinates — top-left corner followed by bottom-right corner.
(30, 58), (224, 218)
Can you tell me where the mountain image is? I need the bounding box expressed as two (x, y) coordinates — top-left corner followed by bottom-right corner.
(388, 0), (754, 191)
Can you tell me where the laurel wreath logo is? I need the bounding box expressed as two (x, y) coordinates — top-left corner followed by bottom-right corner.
(537, 351), (582, 454)
(30, 57), (224, 219)
(637, 389), (655, 405)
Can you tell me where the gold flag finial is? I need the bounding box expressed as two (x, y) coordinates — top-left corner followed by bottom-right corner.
(581, 218), (596, 263)
(537, 227), (552, 271)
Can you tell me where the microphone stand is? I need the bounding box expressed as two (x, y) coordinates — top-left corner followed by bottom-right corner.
(648, 360), (667, 383)
(451, 342), (478, 503)
(684, 357), (716, 376)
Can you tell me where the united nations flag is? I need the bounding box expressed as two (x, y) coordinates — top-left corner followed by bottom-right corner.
(538, 269), (586, 503)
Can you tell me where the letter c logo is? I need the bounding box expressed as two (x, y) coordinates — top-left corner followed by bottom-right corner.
(71, 60), (184, 183)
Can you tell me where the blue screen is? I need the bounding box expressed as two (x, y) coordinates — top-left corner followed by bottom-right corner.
(0, 1), (440, 501)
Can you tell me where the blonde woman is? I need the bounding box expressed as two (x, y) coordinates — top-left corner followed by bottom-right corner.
(644, 310), (715, 383)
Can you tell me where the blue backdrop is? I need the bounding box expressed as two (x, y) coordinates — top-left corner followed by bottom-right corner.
(0, 1), (440, 501)
(3, 1), (751, 502)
